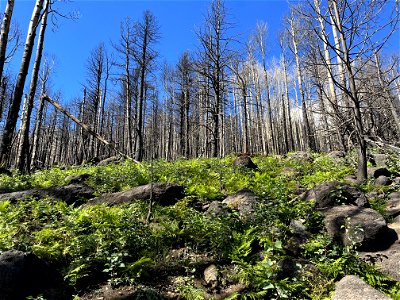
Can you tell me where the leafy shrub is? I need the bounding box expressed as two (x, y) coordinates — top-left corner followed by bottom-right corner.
(1, 152), (399, 298)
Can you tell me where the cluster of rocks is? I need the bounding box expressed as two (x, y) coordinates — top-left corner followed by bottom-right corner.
(0, 250), (69, 299)
(0, 153), (399, 299)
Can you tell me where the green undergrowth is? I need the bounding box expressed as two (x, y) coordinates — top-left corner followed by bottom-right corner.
(0, 151), (399, 299)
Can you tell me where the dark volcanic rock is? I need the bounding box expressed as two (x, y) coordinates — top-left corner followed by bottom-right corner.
(323, 205), (396, 251)
(286, 219), (310, 255)
(301, 181), (368, 209)
(233, 155), (258, 170)
(375, 175), (392, 186)
(371, 154), (388, 168)
(343, 175), (358, 184)
(88, 182), (185, 206)
(328, 151), (346, 159)
(0, 184), (95, 205)
(204, 201), (230, 218)
(368, 167), (391, 179)
(385, 192), (400, 217)
(222, 188), (258, 221)
(0, 250), (69, 300)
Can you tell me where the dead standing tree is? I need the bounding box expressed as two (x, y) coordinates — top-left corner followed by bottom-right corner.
(251, 21), (276, 154)
(0, 0), (15, 83)
(310, 0), (399, 181)
(0, 0), (44, 166)
(133, 10), (159, 162)
(196, 0), (235, 157)
(285, 8), (317, 152)
(15, 0), (50, 172)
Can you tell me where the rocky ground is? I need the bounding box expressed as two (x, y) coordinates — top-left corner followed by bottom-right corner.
(0, 152), (399, 299)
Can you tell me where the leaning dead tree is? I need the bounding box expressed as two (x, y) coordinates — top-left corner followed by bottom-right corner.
(42, 95), (136, 162)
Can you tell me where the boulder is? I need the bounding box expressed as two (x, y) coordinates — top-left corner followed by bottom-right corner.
(0, 184), (95, 206)
(280, 167), (299, 177)
(361, 222), (400, 282)
(332, 275), (391, 300)
(277, 259), (299, 279)
(287, 151), (313, 162)
(286, 220), (310, 256)
(368, 167), (391, 179)
(204, 264), (219, 288)
(371, 154), (388, 168)
(394, 215), (400, 223)
(394, 177), (400, 185)
(366, 191), (385, 201)
(277, 259), (320, 281)
(328, 151), (346, 159)
(300, 181), (368, 209)
(222, 189), (257, 221)
(64, 173), (91, 184)
(88, 182), (185, 206)
(232, 155), (258, 170)
(385, 192), (400, 217)
(0, 250), (69, 300)
(323, 205), (396, 251)
(343, 175), (358, 184)
(375, 175), (392, 186)
(204, 201), (230, 218)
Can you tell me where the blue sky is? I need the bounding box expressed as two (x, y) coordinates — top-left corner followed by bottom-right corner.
(4, 0), (291, 102)
(3, 0), (399, 103)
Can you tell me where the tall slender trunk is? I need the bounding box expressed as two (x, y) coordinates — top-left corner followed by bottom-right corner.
(241, 85), (249, 153)
(331, 0), (367, 181)
(314, 0), (346, 151)
(98, 57), (110, 156)
(374, 52), (400, 137)
(135, 28), (148, 161)
(124, 33), (133, 156)
(16, 0), (49, 172)
(0, 0), (15, 82)
(251, 65), (267, 154)
(316, 75), (331, 151)
(0, 79), (7, 121)
(185, 88), (190, 157)
(290, 19), (316, 152)
(0, 0), (44, 166)
(281, 92), (289, 154)
(281, 54), (295, 151)
(262, 60), (275, 154)
(329, 5), (350, 116)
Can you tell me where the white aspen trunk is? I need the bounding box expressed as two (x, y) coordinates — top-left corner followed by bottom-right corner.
(290, 19), (316, 152)
(331, 0), (367, 181)
(16, 0), (49, 171)
(374, 52), (400, 137)
(0, 0), (44, 165)
(0, 0), (15, 81)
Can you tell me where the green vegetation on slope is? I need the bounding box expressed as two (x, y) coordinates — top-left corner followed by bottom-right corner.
(0, 152), (399, 299)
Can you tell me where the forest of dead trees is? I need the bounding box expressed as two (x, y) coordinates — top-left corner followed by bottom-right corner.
(0, 0), (399, 181)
